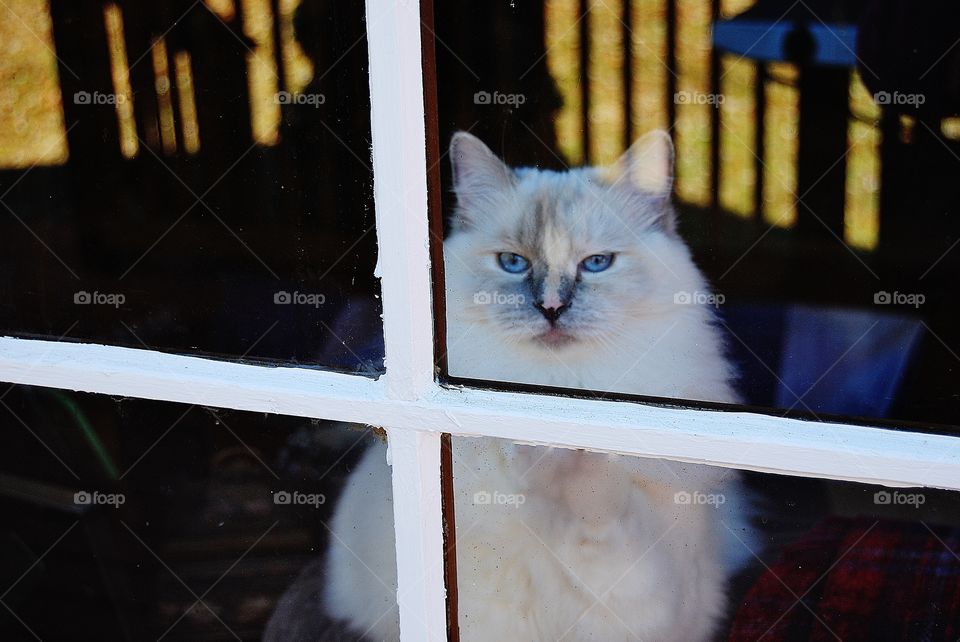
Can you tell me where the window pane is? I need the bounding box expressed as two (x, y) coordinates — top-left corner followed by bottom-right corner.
(0, 384), (395, 640)
(0, 1), (382, 373)
(448, 436), (960, 639)
(429, 1), (960, 433)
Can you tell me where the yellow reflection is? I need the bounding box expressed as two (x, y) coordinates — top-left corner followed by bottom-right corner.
(848, 69), (879, 123)
(545, 0), (583, 165)
(674, 0), (712, 207)
(0, 0), (67, 167)
(720, 0), (756, 18)
(241, 0), (280, 145)
(844, 71), (879, 251)
(844, 120), (879, 250)
(279, 0), (313, 95)
(719, 54), (756, 217)
(174, 51), (200, 154)
(943, 117), (960, 141)
(632, 0), (668, 136)
(588, 0), (624, 165)
(899, 113), (916, 144)
(762, 62), (798, 228)
(205, 0), (236, 21)
(151, 38), (177, 154)
(103, 4), (137, 158)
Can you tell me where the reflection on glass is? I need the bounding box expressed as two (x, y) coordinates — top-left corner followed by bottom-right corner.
(434, 1), (960, 431)
(762, 61), (799, 228)
(451, 437), (960, 640)
(0, 1), (381, 371)
(0, 385), (392, 640)
(103, 3), (138, 159)
(719, 54), (757, 218)
(0, 0), (68, 167)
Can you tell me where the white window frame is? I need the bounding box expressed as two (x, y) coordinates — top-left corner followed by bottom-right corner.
(1, 1), (959, 640)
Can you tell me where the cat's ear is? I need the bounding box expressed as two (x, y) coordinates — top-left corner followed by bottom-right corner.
(449, 132), (514, 227)
(609, 130), (674, 198)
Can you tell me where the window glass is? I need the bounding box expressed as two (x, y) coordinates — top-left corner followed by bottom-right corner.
(0, 1), (382, 373)
(449, 436), (960, 639)
(430, 0), (960, 433)
(0, 384), (395, 640)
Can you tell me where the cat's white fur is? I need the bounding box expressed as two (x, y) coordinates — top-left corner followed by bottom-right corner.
(323, 131), (753, 641)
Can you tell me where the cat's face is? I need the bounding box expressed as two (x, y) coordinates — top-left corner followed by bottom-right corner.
(446, 131), (691, 352)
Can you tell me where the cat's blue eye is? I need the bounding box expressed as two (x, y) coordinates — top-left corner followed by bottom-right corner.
(497, 252), (531, 274)
(581, 254), (615, 273)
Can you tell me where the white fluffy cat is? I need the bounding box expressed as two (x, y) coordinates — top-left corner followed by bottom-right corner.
(323, 131), (753, 641)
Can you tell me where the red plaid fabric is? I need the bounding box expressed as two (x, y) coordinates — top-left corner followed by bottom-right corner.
(727, 517), (960, 641)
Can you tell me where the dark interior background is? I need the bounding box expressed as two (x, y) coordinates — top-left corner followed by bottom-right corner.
(0, 0), (383, 373)
(0, 384), (378, 640)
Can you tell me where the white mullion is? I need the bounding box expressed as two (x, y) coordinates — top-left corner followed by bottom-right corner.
(366, 0), (435, 402)
(365, 0), (446, 640)
(0, 337), (388, 418)
(430, 387), (960, 490)
(386, 428), (447, 642)
(2, 336), (960, 490)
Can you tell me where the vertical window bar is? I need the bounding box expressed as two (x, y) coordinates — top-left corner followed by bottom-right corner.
(366, 1), (435, 402)
(418, 0), (460, 635)
(440, 433), (460, 640)
(365, 1), (445, 640)
(385, 428), (447, 642)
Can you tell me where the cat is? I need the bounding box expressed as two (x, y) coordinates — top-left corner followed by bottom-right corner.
(322, 131), (754, 641)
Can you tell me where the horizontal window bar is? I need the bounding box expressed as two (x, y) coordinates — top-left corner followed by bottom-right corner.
(0, 336), (957, 490)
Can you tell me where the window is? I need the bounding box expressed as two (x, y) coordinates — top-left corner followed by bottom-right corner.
(1, 0), (381, 372)
(429, 1), (960, 433)
(2, 0), (959, 640)
(0, 384), (392, 639)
